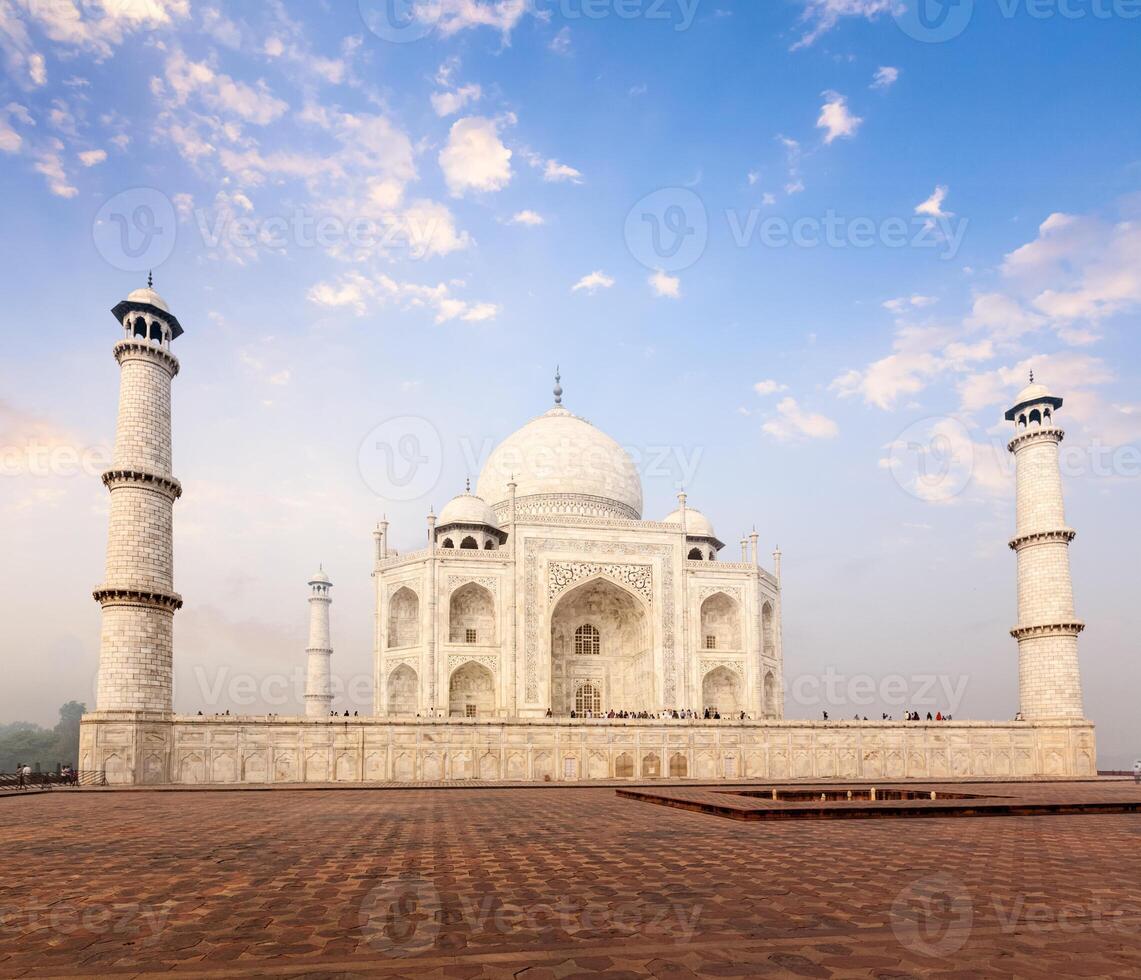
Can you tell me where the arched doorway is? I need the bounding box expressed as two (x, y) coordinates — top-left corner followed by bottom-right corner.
(764, 670), (778, 718)
(388, 587), (420, 648)
(700, 592), (741, 651)
(550, 577), (653, 715)
(387, 664), (418, 716)
(449, 583), (495, 645)
(702, 666), (742, 716)
(449, 661), (495, 718)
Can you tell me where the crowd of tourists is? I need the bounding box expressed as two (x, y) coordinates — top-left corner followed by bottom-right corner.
(556, 708), (750, 721)
(820, 711), (956, 722)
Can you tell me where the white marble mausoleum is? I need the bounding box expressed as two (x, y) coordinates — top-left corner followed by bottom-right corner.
(79, 284), (1097, 784)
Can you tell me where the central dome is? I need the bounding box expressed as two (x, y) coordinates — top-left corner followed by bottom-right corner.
(476, 406), (643, 521)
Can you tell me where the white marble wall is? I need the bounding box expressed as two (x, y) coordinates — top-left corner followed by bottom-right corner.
(373, 517), (783, 721)
(79, 715), (1098, 785)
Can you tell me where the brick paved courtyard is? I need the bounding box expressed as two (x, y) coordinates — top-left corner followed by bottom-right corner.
(2, 781), (1140, 978)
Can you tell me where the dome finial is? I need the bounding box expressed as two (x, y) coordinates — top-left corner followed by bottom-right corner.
(147, 269), (153, 289)
(1029, 369), (1035, 384)
(465, 477), (471, 493)
(553, 366), (563, 406)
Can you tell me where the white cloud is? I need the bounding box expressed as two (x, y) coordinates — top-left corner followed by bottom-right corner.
(32, 138), (76, 197)
(883, 295), (937, 313)
(833, 205), (1141, 419)
(162, 49), (287, 125)
(0, 103), (30, 154)
(572, 270), (615, 294)
(833, 321), (1000, 413)
(439, 115), (512, 196)
(433, 0), (532, 39)
(307, 271), (499, 324)
(1002, 212), (1141, 325)
(871, 65), (899, 89)
(817, 91), (862, 144)
(916, 185), (951, 218)
(28, 51), (45, 86)
(399, 199), (472, 258)
(792, 0), (893, 49)
(430, 83), (482, 117)
(510, 210), (545, 226)
(543, 158), (584, 184)
(649, 270), (681, 299)
(1, 0), (189, 68)
(763, 397), (839, 442)
(78, 148), (106, 166)
(549, 26), (572, 55)
(754, 380), (789, 396)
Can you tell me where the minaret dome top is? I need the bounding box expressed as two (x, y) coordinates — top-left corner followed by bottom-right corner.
(111, 276), (184, 339)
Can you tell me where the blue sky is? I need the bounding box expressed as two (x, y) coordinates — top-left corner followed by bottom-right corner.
(1, 1), (1138, 764)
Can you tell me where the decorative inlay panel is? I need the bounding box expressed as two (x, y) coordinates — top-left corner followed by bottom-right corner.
(447, 654), (498, 675)
(701, 658), (745, 677)
(386, 580), (421, 598)
(447, 575), (498, 595)
(385, 655), (419, 674)
(547, 561), (653, 605)
(696, 585), (743, 605)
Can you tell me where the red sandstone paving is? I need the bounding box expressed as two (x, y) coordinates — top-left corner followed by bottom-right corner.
(0, 781), (1139, 978)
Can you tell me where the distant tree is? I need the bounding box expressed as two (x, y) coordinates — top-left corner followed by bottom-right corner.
(0, 724), (54, 772)
(0, 701), (86, 771)
(52, 701), (86, 767)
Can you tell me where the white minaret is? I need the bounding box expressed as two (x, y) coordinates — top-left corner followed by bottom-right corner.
(94, 276), (184, 713)
(305, 567), (334, 717)
(1006, 374), (1085, 719)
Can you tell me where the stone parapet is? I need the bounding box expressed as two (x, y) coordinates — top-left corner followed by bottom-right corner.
(79, 715), (1097, 785)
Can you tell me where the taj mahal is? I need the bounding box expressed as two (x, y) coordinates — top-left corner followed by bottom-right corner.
(80, 282), (1097, 784)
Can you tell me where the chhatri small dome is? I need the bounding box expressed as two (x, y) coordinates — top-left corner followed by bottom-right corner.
(476, 372), (644, 520)
(439, 486), (500, 528)
(309, 566), (332, 586)
(1005, 372), (1063, 422)
(1015, 381), (1051, 404)
(111, 273), (184, 338)
(125, 285), (170, 314)
(663, 507), (717, 540)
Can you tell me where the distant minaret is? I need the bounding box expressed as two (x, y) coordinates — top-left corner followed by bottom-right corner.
(305, 568), (334, 717)
(94, 276), (184, 713)
(1006, 375), (1085, 719)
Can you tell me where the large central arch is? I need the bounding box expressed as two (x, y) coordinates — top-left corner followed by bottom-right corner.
(550, 577), (653, 714)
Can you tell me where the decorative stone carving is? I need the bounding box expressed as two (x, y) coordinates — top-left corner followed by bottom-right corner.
(700, 659), (745, 677)
(447, 575), (498, 596)
(385, 655), (419, 673)
(448, 654), (499, 675)
(548, 561), (654, 605)
(697, 585), (743, 605)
